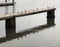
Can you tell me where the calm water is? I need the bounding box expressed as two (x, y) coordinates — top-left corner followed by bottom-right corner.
(0, 0), (60, 47)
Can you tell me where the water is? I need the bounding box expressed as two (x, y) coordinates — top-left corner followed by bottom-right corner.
(0, 0), (60, 47)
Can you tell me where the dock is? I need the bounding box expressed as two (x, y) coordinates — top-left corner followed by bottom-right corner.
(0, 7), (56, 20)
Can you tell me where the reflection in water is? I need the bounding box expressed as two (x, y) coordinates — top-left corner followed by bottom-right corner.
(5, 5), (15, 15)
(5, 6), (8, 14)
(0, 18), (55, 43)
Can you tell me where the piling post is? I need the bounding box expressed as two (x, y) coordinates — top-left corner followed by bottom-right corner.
(47, 10), (55, 18)
(5, 17), (16, 38)
(47, 18), (55, 25)
(5, 17), (16, 29)
(6, 25), (16, 38)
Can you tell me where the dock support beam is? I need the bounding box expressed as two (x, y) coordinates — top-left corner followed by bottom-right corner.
(5, 17), (16, 29)
(47, 10), (55, 18)
(5, 17), (16, 38)
(47, 18), (55, 26)
(6, 24), (16, 38)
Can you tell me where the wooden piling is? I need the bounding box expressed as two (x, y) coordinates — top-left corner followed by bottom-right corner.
(47, 9), (55, 18)
(6, 24), (16, 38)
(47, 18), (55, 25)
(5, 17), (15, 29)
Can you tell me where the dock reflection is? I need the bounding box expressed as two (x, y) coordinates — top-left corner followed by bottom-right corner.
(0, 18), (55, 43)
(5, 5), (15, 15)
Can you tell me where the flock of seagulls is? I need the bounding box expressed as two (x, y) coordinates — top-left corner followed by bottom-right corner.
(15, 6), (54, 15)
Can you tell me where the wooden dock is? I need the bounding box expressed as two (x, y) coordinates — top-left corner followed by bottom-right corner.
(0, 7), (56, 20)
(0, 7), (56, 29)
(0, 2), (15, 6)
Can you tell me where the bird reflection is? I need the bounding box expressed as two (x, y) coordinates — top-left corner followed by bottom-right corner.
(0, 18), (55, 43)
